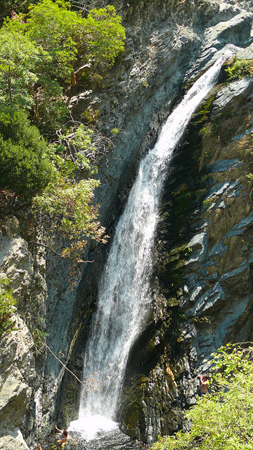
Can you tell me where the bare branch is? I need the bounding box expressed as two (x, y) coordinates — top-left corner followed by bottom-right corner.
(46, 344), (99, 394)
(46, 344), (87, 389)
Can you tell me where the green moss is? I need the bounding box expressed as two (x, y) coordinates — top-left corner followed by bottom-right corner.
(193, 95), (215, 125)
(202, 197), (214, 209)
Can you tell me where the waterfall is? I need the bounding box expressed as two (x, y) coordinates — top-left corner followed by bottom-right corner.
(70, 57), (224, 439)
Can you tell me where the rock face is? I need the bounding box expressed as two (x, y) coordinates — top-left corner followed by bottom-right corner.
(120, 73), (253, 442)
(0, 218), (46, 449)
(2, 0), (253, 448)
(0, 316), (35, 450)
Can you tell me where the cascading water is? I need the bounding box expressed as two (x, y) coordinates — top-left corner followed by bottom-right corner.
(69, 57), (224, 442)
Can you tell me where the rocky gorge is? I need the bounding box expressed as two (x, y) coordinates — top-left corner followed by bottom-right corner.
(1, 0), (253, 448)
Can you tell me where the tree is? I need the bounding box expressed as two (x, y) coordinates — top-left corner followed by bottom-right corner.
(0, 27), (67, 132)
(1, 0), (125, 130)
(76, 5), (126, 70)
(3, 0), (125, 84)
(152, 344), (253, 450)
(32, 124), (108, 279)
(0, 30), (45, 110)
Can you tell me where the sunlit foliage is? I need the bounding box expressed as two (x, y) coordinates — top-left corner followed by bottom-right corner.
(152, 343), (253, 450)
(0, 0), (124, 265)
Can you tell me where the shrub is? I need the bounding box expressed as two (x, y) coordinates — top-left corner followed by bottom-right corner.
(152, 343), (253, 450)
(225, 57), (252, 81)
(0, 108), (55, 200)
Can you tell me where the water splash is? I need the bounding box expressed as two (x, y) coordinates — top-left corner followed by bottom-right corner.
(70, 57), (224, 439)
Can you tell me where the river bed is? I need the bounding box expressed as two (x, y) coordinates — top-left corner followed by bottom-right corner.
(44, 426), (146, 450)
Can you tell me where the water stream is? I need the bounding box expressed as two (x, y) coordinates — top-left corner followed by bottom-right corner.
(69, 57), (224, 445)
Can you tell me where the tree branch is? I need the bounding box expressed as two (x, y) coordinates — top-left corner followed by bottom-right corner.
(46, 344), (87, 389)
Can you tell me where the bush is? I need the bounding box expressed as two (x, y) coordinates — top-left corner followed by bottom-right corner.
(225, 57), (252, 81)
(152, 343), (253, 450)
(0, 108), (55, 200)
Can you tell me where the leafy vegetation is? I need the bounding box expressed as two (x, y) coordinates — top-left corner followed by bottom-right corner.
(31, 325), (48, 350)
(0, 0), (34, 26)
(0, 0), (125, 268)
(0, 0), (125, 142)
(0, 277), (17, 336)
(1, 0), (125, 129)
(225, 57), (252, 81)
(0, 108), (55, 199)
(152, 343), (253, 450)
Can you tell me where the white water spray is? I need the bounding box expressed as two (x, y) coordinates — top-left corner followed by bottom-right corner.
(69, 58), (224, 439)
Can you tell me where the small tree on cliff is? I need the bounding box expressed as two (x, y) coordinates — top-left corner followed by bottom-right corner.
(2, 0), (125, 125)
(152, 343), (253, 450)
(0, 0), (124, 269)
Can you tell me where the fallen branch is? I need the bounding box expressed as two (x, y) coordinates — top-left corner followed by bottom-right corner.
(46, 344), (99, 395)
(46, 344), (87, 389)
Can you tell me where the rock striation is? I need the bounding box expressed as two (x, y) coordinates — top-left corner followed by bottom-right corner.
(120, 47), (253, 444)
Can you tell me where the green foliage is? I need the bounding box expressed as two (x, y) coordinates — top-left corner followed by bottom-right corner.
(32, 124), (108, 272)
(83, 6), (126, 70)
(225, 57), (252, 81)
(33, 75), (69, 133)
(152, 343), (253, 450)
(34, 177), (101, 239)
(33, 170), (107, 266)
(0, 0), (123, 268)
(0, 30), (44, 110)
(3, 0), (125, 84)
(0, 0), (35, 26)
(0, 277), (17, 336)
(1, 0), (125, 131)
(25, 0), (79, 83)
(0, 108), (55, 199)
(31, 326), (48, 350)
(0, 26), (66, 132)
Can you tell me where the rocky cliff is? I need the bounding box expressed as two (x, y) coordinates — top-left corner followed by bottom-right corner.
(1, 0), (253, 448)
(120, 63), (253, 443)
